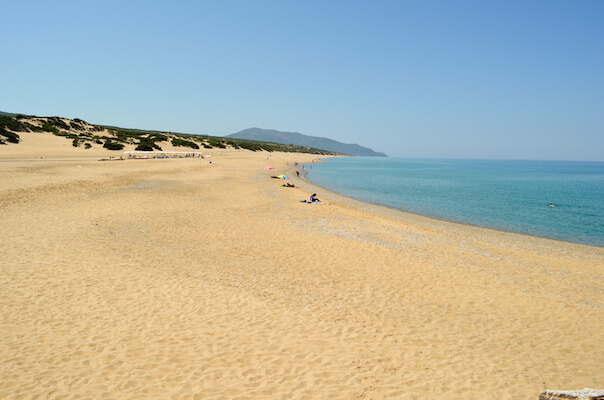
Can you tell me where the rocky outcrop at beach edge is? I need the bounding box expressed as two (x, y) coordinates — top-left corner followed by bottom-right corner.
(539, 388), (604, 400)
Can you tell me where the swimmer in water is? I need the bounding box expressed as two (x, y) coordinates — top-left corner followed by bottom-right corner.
(549, 203), (556, 207)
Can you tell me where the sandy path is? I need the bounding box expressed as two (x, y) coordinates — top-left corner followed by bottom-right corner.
(1, 141), (602, 399)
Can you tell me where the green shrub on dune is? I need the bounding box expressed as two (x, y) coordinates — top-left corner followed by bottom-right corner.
(0, 127), (20, 143)
(148, 133), (168, 142)
(236, 141), (263, 152)
(42, 124), (58, 133)
(135, 140), (162, 151)
(103, 141), (124, 150)
(207, 139), (226, 149)
(47, 117), (71, 130)
(0, 116), (23, 143)
(171, 138), (200, 149)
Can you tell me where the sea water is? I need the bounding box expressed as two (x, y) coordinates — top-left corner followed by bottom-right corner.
(303, 158), (604, 248)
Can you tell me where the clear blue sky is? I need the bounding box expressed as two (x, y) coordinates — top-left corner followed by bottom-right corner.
(3, 0), (603, 160)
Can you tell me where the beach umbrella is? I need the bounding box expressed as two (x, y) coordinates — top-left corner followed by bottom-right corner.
(264, 166), (275, 170)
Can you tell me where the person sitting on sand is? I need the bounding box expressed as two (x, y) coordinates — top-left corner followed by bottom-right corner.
(310, 193), (321, 202)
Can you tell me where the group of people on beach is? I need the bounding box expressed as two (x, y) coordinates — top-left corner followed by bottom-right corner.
(270, 165), (322, 204)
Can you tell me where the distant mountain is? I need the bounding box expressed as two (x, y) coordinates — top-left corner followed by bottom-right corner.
(226, 128), (386, 157)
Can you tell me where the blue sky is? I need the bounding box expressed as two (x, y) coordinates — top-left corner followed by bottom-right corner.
(2, 0), (603, 160)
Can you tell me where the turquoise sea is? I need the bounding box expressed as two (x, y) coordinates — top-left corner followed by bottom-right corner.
(303, 158), (604, 248)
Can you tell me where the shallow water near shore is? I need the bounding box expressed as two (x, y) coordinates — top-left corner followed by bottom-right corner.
(304, 157), (604, 247)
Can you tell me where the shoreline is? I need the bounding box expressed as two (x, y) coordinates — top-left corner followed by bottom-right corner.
(291, 159), (604, 250)
(1, 143), (603, 399)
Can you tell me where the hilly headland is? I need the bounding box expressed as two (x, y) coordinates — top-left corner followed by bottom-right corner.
(227, 127), (387, 157)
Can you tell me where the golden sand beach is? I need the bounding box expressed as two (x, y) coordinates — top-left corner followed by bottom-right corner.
(1, 131), (603, 399)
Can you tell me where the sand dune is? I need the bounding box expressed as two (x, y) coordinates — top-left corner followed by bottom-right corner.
(1, 132), (602, 399)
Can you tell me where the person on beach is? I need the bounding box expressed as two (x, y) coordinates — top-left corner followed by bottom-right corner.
(310, 193), (321, 202)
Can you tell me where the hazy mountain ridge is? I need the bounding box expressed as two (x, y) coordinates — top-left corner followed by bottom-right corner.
(227, 128), (387, 157)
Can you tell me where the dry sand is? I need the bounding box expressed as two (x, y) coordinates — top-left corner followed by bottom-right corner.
(1, 131), (603, 399)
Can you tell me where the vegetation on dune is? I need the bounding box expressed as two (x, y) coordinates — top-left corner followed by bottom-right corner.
(134, 134), (166, 151)
(103, 141), (124, 150)
(171, 138), (200, 149)
(0, 115), (42, 144)
(148, 133), (168, 142)
(235, 140), (265, 152)
(42, 124), (59, 133)
(135, 141), (161, 151)
(202, 138), (223, 148)
(0, 127), (20, 144)
(46, 117), (71, 131)
(0, 113), (340, 155)
(70, 120), (85, 131)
